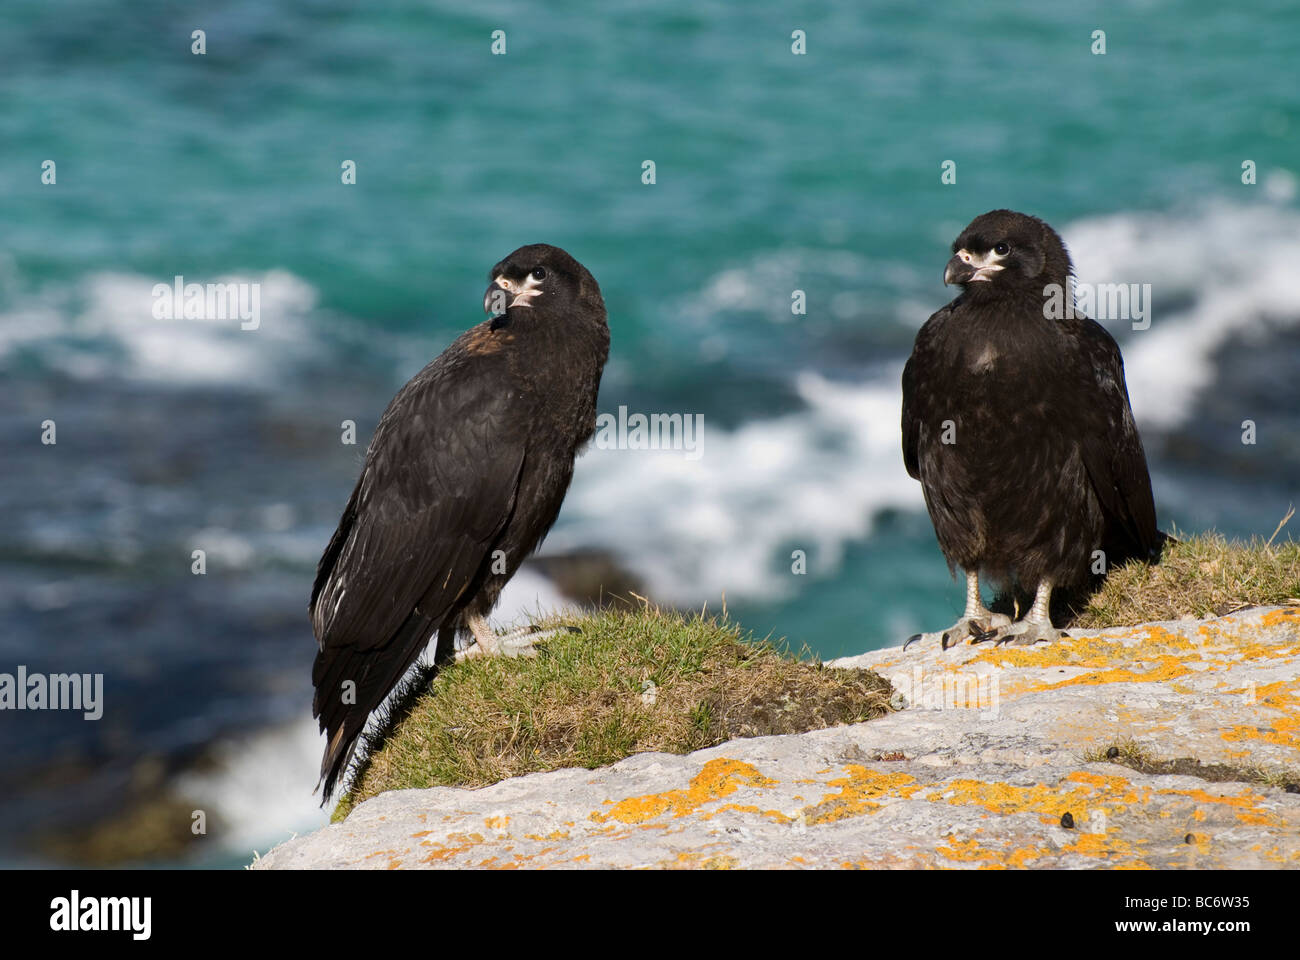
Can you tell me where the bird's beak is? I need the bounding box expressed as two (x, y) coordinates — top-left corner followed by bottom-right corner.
(483, 275), (542, 316)
(945, 248), (1003, 285)
(946, 251), (977, 283)
(484, 281), (508, 317)
(944, 255), (975, 286)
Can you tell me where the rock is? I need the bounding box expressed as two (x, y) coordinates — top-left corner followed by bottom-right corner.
(252, 606), (1300, 869)
(525, 550), (646, 609)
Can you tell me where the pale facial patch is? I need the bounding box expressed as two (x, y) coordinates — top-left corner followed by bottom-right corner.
(954, 247), (1007, 282)
(493, 272), (545, 308)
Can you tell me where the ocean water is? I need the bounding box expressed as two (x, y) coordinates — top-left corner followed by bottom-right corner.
(2, 1), (1298, 866)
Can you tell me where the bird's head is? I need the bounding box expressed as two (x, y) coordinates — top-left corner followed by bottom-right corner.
(484, 243), (605, 325)
(943, 210), (1073, 298)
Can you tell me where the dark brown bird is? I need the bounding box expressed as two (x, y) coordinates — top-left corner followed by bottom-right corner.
(901, 210), (1162, 649)
(310, 244), (609, 798)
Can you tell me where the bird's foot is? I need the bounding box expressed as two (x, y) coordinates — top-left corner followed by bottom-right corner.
(904, 611), (1012, 651)
(455, 624), (581, 662)
(994, 620), (1067, 646)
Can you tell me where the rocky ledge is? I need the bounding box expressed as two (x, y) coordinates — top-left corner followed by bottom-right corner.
(253, 606), (1300, 869)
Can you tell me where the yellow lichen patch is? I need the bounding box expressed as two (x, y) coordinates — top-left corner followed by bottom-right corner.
(985, 627), (1196, 664)
(524, 830), (571, 841)
(484, 815), (510, 831)
(419, 831), (485, 864)
(659, 850), (738, 870)
(590, 758), (778, 825)
(1218, 680), (1300, 752)
(1005, 845), (1050, 868)
(936, 836), (1000, 864)
(1060, 829), (1147, 865)
(926, 771), (1143, 824)
(705, 803), (795, 824)
(1235, 809), (1285, 827)
(802, 765), (921, 825)
(1260, 608), (1300, 630)
(1032, 655), (1192, 691)
(1157, 785), (1282, 827)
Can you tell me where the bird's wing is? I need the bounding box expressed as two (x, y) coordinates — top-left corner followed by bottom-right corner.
(1073, 318), (1162, 560)
(901, 304), (950, 480)
(309, 348), (527, 658)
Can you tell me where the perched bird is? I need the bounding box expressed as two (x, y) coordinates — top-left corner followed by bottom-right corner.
(901, 210), (1162, 649)
(310, 244), (610, 799)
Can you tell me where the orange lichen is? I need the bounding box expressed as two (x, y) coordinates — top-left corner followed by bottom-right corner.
(1218, 680), (1300, 752)
(926, 772), (1144, 824)
(418, 832), (485, 864)
(705, 803), (794, 824)
(590, 758), (778, 825)
(803, 765), (921, 824)
(523, 830), (571, 841)
(936, 836), (999, 863)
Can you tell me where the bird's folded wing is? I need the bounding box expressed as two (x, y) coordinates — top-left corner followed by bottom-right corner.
(901, 304), (950, 480)
(1076, 323), (1161, 557)
(309, 355), (528, 655)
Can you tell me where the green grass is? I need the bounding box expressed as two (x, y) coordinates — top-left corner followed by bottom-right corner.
(1073, 530), (1300, 630)
(332, 605), (893, 821)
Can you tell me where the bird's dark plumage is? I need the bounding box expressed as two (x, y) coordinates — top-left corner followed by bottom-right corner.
(310, 244), (609, 798)
(902, 210), (1161, 645)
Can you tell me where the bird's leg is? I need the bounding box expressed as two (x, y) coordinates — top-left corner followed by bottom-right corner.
(454, 614), (580, 662)
(995, 578), (1064, 646)
(904, 570), (1012, 650)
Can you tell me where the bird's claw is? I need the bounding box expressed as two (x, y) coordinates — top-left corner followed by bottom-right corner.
(904, 612), (1012, 650)
(455, 624), (580, 662)
(993, 621), (1066, 646)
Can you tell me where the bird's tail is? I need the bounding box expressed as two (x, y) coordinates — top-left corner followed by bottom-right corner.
(311, 613), (441, 803)
(314, 725), (362, 804)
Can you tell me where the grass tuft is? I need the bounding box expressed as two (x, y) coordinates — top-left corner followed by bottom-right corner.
(1072, 529), (1300, 630)
(332, 604), (892, 821)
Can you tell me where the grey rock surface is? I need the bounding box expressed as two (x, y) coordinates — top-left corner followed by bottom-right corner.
(253, 606), (1300, 869)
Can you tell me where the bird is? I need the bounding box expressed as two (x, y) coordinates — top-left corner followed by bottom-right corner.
(309, 243), (610, 799)
(901, 210), (1162, 649)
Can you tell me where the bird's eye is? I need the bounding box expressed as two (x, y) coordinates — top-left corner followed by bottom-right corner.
(531, 267), (547, 281)
(993, 242), (1010, 256)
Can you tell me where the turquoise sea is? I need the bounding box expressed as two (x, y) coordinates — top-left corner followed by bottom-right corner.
(2, 1), (1297, 865)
